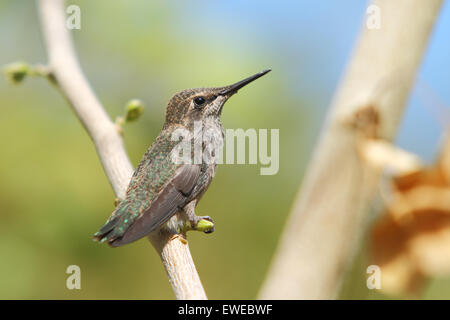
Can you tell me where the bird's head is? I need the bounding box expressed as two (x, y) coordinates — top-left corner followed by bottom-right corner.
(163, 69), (271, 129)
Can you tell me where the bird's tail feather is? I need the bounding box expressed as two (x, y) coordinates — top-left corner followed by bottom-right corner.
(93, 205), (128, 243)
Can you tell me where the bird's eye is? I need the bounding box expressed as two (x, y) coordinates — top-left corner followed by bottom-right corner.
(193, 96), (206, 108)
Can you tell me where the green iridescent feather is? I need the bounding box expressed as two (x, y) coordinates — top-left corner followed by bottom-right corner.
(94, 130), (183, 242)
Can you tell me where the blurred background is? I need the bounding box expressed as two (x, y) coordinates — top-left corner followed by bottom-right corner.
(0, 0), (449, 299)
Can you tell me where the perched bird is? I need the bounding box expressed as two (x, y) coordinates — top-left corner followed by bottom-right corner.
(94, 70), (271, 247)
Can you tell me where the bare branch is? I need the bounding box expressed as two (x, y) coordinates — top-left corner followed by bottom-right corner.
(259, 0), (443, 299)
(37, 0), (207, 299)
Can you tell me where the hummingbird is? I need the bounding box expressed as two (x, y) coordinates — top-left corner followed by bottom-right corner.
(93, 69), (271, 247)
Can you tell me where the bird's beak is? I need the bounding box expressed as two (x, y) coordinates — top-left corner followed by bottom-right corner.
(219, 69), (271, 96)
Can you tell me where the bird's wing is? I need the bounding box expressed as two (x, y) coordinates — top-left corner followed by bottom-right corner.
(94, 133), (200, 247)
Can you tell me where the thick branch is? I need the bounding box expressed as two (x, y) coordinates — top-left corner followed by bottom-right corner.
(37, 0), (206, 299)
(259, 0), (442, 299)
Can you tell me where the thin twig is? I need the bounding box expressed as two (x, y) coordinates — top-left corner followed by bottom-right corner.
(37, 0), (207, 299)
